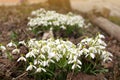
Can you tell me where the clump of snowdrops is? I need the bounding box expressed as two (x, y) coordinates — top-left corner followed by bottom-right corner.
(6, 34), (112, 80)
(28, 8), (86, 37)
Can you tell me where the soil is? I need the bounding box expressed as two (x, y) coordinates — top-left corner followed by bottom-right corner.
(0, 2), (120, 80)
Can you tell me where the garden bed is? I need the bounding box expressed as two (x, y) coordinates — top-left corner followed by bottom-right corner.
(0, 2), (120, 80)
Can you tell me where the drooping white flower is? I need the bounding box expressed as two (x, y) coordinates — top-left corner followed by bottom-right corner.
(12, 49), (20, 54)
(101, 51), (113, 62)
(98, 34), (105, 39)
(39, 54), (46, 59)
(60, 25), (66, 30)
(89, 53), (95, 59)
(19, 40), (26, 46)
(17, 56), (26, 62)
(72, 64), (76, 70)
(82, 48), (89, 54)
(7, 42), (17, 47)
(34, 59), (38, 65)
(26, 63), (36, 71)
(36, 67), (46, 73)
(76, 64), (81, 69)
(26, 51), (36, 58)
(42, 61), (49, 67)
(77, 60), (82, 65)
(98, 39), (107, 46)
(48, 52), (56, 59)
(0, 45), (6, 51)
(81, 38), (92, 43)
(36, 67), (42, 73)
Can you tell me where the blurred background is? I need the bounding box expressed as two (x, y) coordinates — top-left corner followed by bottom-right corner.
(0, 0), (120, 16)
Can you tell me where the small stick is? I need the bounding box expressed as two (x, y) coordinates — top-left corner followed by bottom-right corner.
(12, 72), (28, 80)
(69, 70), (74, 80)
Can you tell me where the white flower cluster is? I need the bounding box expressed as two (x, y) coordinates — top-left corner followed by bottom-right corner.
(28, 8), (85, 31)
(78, 34), (113, 62)
(16, 34), (112, 73)
(7, 41), (20, 54)
(18, 38), (82, 72)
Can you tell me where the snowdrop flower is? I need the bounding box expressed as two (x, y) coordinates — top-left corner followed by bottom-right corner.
(98, 34), (105, 39)
(7, 42), (17, 47)
(77, 59), (82, 65)
(98, 39), (107, 46)
(55, 54), (62, 61)
(89, 47), (97, 53)
(48, 52), (56, 59)
(101, 51), (113, 62)
(0, 45), (6, 51)
(31, 11), (37, 15)
(12, 49), (20, 54)
(89, 53), (95, 59)
(19, 40), (26, 46)
(68, 53), (82, 70)
(17, 56), (26, 62)
(78, 50), (83, 56)
(47, 58), (55, 63)
(26, 63), (36, 71)
(39, 54), (46, 59)
(81, 38), (92, 43)
(82, 48), (89, 54)
(60, 25), (66, 30)
(77, 43), (82, 49)
(42, 61), (49, 67)
(36, 67), (46, 73)
(34, 59), (38, 65)
(26, 51), (36, 58)
(95, 45), (105, 49)
(72, 64), (76, 70)
(41, 46), (49, 53)
(28, 39), (36, 47)
(84, 23), (91, 28)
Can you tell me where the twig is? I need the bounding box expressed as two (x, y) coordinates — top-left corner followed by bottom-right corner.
(69, 70), (74, 80)
(22, 29), (31, 39)
(12, 72), (28, 80)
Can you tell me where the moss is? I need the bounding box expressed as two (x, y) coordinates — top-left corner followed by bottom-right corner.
(109, 16), (120, 26)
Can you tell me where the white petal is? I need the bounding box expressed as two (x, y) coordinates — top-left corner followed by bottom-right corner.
(48, 52), (56, 58)
(0, 46), (6, 51)
(36, 68), (42, 72)
(72, 64), (76, 70)
(12, 49), (20, 54)
(76, 64), (81, 69)
(98, 34), (105, 39)
(90, 53), (95, 59)
(26, 52), (36, 58)
(77, 60), (82, 65)
(7, 42), (17, 47)
(26, 64), (36, 71)
(19, 41), (26, 46)
(41, 68), (46, 72)
(26, 65), (33, 71)
(17, 56), (26, 62)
